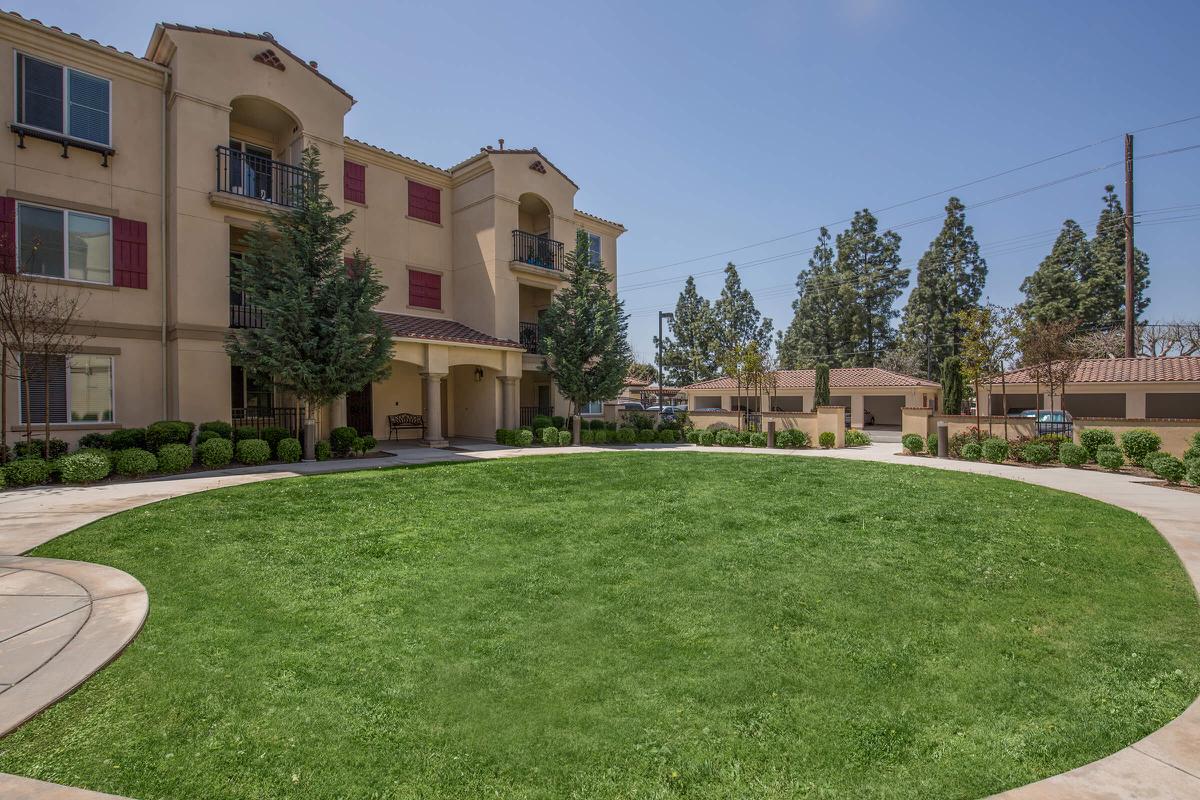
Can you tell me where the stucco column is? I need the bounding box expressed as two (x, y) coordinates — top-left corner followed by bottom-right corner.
(330, 396), (347, 429)
(850, 394), (865, 428)
(1126, 389), (1146, 419)
(421, 372), (449, 447)
(500, 376), (520, 429)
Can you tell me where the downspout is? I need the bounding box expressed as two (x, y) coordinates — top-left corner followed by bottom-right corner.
(160, 72), (169, 417)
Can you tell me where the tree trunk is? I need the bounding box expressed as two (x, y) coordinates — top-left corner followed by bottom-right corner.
(43, 351), (51, 459)
(1, 345), (7, 463)
(20, 354), (32, 448)
(1001, 373), (1008, 441)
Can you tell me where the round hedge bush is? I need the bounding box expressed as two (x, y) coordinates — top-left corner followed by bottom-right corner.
(961, 442), (983, 461)
(1120, 428), (1162, 467)
(330, 426), (358, 456)
(156, 443), (194, 474)
(592, 430), (608, 445)
(716, 430), (738, 447)
(845, 429), (871, 447)
(5, 456), (52, 486)
(1096, 446), (1125, 471)
(637, 429), (657, 443)
(315, 441), (332, 461)
(540, 427), (559, 446)
(818, 431), (836, 449)
(277, 438), (302, 463)
(1021, 442), (1052, 465)
(199, 421), (234, 440)
(1058, 441), (1087, 467)
(982, 438), (1009, 463)
(1151, 454), (1186, 484)
(198, 437), (234, 469)
(1079, 428), (1116, 461)
(749, 432), (768, 447)
(236, 439), (271, 466)
(658, 429), (678, 443)
(115, 448), (158, 478)
(902, 433), (924, 454)
(699, 430), (715, 446)
(1188, 459), (1200, 487)
(56, 449), (112, 485)
(926, 433), (939, 457)
(515, 429), (534, 447)
(106, 428), (146, 451)
(557, 430), (572, 447)
(580, 429), (595, 445)
(616, 428), (637, 445)
(145, 420), (194, 452)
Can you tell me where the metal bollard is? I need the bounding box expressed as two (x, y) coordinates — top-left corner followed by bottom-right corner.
(766, 420), (776, 448)
(937, 421), (949, 458)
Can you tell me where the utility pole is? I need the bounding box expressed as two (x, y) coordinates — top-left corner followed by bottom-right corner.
(1124, 133), (1135, 358)
(658, 311), (674, 410)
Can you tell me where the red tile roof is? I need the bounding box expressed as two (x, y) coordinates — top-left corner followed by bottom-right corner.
(685, 367), (939, 391)
(1002, 356), (1200, 384)
(377, 312), (522, 349)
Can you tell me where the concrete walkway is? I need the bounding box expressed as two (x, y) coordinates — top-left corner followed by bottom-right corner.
(1, 441), (1198, 799)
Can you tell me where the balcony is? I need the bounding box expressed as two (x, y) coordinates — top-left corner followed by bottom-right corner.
(215, 146), (313, 210)
(512, 230), (564, 273)
(230, 304), (263, 329)
(519, 321), (542, 353)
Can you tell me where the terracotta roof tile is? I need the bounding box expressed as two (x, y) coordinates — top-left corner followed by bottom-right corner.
(1002, 356), (1200, 384)
(685, 367), (939, 391)
(343, 137), (449, 176)
(3, 10), (158, 64)
(576, 209), (626, 232)
(377, 312), (521, 350)
(448, 146), (580, 189)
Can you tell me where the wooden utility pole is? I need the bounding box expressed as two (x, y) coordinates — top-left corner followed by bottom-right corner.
(1124, 133), (1135, 358)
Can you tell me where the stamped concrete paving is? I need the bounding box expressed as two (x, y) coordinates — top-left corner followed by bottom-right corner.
(0, 441), (1198, 799)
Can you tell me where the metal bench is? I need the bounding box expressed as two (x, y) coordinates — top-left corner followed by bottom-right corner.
(387, 412), (424, 440)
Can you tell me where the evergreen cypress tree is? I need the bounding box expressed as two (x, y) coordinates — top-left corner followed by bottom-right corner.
(1018, 220), (1089, 325)
(814, 363), (831, 407)
(940, 355), (964, 415)
(657, 276), (719, 386)
(713, 262), (773, 362)
(1082, 185), (1150, 330)
(834, 210), (907, 366)
(226, 146), (392, 427)
(778, 227), (840, 368)
(540, 229), (633, 414)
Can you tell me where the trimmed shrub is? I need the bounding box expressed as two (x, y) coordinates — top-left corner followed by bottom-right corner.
(637, 428), (657, 443)
(531, 414), (553, 432)
(551, 415), (566, 429)
(495, 429), (509, 445)
(5, 457), (51, 486)
(716, 429), (738, 447)
(277, 438), (302, 463)
(1079, 428), (1117, 461)
(199, 421), (234, 440)
(231, 426), (257, 444)
(115, 448), (157, 478)
(685, 430), (700, 444)
(902, 433), (925, 454)
(58, 449), (113, 484)
(981, 438), (1009, 463)
(236, 439), (271, 465)
(961, 442), (983, 461)
(698, 430), (715, 446)
(315, 440), (332, 461)
(14, 438), (68, 459)
(845, 429), (871, 447)
(658, 429), (678, 443)
(197, 430), (222, 445)
(557, 430), (572, 447)
(1184, 432), (1200, 463)
(776, 429), (810, 448)
(77, 432), (111, 450)
(259, 426), (289, 456)
(1151, 454), (1186, 484)
(331, 426), (358, 457)
(1096, 446), (1124, 471)
(749, 432), (768, 447)
(626, 411), (657, 431)
(818, 431), (835, 449)
(580, 429), (595, 444)
(540, 426), (559, 446)
(948, 427), (981, 458)
(358, 435), (378, 454)
(593, 429), (608, 444)
(156, 443), (194, 474)
(0, 468), (5, 488)
(1059, 441), (1087, 466)
(516, 429), (534, 447)
(588, 419), (607, 431)
(1022, 442), (1053, 464)
(198, 437), (234, 469)
(145, 420), (194, 452)
(106, 428), (146, 451)
(1187, 459), (1200, 487)
(616, 427), (637, 444)
(1120, 428), (1162, 467)
(927, 433), (939, 457)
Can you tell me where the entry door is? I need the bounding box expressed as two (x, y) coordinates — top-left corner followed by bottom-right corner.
(346, 385), (373, 436)
(537, 384), (551, 413)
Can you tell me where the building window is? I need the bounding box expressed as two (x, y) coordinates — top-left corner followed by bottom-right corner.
(231, 364), (273, 415)
(16, 53), (111, 146)
(407, 180), (441, 224)
(581, 400), (603, 415)
(19, 354), (114, 423)
(584, 232), (602, 267)
(344, 160), (366, 204)
(17, 202), (112, 283)
(409, 269), (442, 309)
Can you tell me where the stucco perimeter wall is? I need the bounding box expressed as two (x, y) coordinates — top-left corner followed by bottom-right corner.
(902, 409), (1038, 441)
(690, 411), (744, 431)
(761, 412), (818, 442)
(1074, 417), (1200, 457)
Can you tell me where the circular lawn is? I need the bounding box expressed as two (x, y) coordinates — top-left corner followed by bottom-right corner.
(2, 453), (1198, 799)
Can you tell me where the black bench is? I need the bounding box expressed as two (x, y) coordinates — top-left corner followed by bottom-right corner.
(387, 413), (424, 440)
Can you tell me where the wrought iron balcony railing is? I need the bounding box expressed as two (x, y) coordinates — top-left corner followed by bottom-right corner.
(229, 304), (263, 329)
(512, 230), (564, 272)
(216, 145), (313, 209)
(519, 321), (542, 353)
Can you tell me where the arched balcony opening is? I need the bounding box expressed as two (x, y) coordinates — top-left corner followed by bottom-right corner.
(512, 193), (563, 272)
(216, 96), (310, 208)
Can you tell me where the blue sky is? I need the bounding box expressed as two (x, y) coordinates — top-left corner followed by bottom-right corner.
(30, 0), (1200, 359)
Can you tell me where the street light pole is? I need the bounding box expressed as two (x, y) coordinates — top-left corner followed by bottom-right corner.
(658, 311), (674, 410)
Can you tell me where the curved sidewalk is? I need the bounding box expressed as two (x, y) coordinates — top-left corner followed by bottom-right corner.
(0, 442), (1198, 799)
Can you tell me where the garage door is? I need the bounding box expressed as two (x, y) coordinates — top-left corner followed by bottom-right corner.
(991, 393), (1038, 415)
(1064, 393), (1126, 418)
(771, 395), (805, 412)
(864, 395), (904, 426)
(1147, 393), (1200, 419)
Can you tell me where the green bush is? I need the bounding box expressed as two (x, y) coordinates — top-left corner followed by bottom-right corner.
(1058, 441), (1087, 466)
(1079, 428), (1116, 461)
(77, 432), (111, 450)
(156, 443), (194, 474)
(259, 426), (289, 456)
(107, 428), (146, 451)
(1022, 442), (1053, 464)
(685, 430), (700, 444)
(196, 430), (222, 445)
(1151, 454), (1186, 484)
(557, 430), (572, 447)
(616, 427), (637, 444)
(199, 421), (234, 440)
(749, 432), (768, 447)
(233, 426), (259, 444)
(331, 426), (358, 456)
(1096, 446), (1124, 471)
(776, 429), (810, 448)
(658, 429), (678, 443)
(5, 457), (51, 486)
(948, 427), (981, 458)
(540, 426), (559, 446)
(626, 411), (657, 431)
(927, 433), (939, 457)
(115, 448), (157, 478)
(277, 438), (302, 463)
(357, 435), (378, 455)
(961, 442), (983, 461)
(1033, 433), (1069, 461)
(531, 414), (553, 432)
(981, 438), (1009, 463)
(315, 440), (332, 461)
(592, 429), (608, 445)
(589, 419), (607, 431)
(580, 429), (595, 444)
(699, 430), (715, 446)
(0, 468), (5, 488)
(551, 415), (565, 429)
(516, 429), (534, 447)
(14, 438), (68, 459)
(58, 449), (113, 484)
(198, 437), (234, 469)
(637, 428), (657, 443)
(716, 430), (738, 447)
(145, 420), (195, 452)
(1187, 459), (1200, 487)
(1120, 428), (1162, 467)
(495, 429), (508, 445)
(902, 433), (925, 454)
(237, 439), (271, 465)
(845, 429), (871, 447)
(818, 431), (835, 449)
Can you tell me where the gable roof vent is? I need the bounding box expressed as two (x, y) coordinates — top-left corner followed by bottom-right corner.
(253, 48), (285, 71)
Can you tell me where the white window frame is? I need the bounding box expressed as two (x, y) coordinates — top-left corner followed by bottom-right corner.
(16, 201), (114, 285)
(14, 52), (113, 148)
(586, 232), (602, 268)
(17, 353), (116, 425)
(581, 400), (603, 415)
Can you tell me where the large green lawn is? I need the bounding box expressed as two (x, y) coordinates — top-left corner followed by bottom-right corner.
(2, 453), (1199, 799)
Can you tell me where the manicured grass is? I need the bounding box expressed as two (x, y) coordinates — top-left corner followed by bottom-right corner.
(2, 453), (1199, 799)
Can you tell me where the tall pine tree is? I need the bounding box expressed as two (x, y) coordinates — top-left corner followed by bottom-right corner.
(657, 276), (719, 386)
(835, 210), (907, 366)
(1019, 220), (1089, 325)
(713, 262), (773, 364)
(897, 197), (987, 378)
(777, 227), (840, 368)
(1081, 184), (1150, 329)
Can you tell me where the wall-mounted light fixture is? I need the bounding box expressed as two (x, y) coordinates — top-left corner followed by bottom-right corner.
(474, 367), (484, 382)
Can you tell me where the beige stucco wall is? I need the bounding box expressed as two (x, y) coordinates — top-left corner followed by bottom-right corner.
(1074, 417), (1199, 458)
(685, 386), (938, 428)
(981, 381), (1200, 420)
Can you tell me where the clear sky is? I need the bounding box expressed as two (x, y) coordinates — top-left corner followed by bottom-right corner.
(27, 0), (1200, 360)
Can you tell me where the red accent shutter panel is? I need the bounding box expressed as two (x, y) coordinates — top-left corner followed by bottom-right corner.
(409, 269), (441, 309)
(344, 160), (366, 204)
(0, 197), (16, 274)
(407, 181), (441, 224)
(344, 255), (357, 278)
(112, 217), (148, 289)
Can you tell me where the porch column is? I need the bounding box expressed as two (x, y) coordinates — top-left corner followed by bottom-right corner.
(500, 376), (520, 429)
(330, 395), (347, 429)
(420, 371), (449, 447)
(850, 394), (865, 428)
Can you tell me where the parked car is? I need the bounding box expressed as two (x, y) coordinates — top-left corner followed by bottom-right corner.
(843, 409), (876, 427)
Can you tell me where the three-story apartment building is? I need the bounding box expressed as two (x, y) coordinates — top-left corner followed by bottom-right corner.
(0, 12), (624, 448)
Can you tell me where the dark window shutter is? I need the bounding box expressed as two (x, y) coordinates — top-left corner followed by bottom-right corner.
(344, 255), (357, 278)
(407, 181), (441, 224)
(20, 353), (67, 424)
(0, 197), (15, 274)
(409, 269), (441, 309)
(112, 217), (147, 289)
(344, 160), (366, 204)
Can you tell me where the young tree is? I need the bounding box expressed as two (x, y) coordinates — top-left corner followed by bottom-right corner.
(940, 355), (964, 415)
(1018, 318), (1085, 420)
(1019, 220), (1088, 325)
(898, 197), (988, 378)
(956, 305), (1002, 438)
(778, 227), (840, 368)
(714, 262), (773, 361)
(540, 228), (633, 416)
(835, 210), (907, 366)
(814, 363), (831, 408)
(657, 276), (719, 386)
(226, 146), (392, 455)
(1082, 185), (1150, 330)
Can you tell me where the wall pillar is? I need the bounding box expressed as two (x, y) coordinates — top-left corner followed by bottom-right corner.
(421, 372), (449, 447)
(850, 394), (865, 429)
(816, 405), (846, 448)
(1126, 389), (1147, 419)
(500, 376), (520, 429)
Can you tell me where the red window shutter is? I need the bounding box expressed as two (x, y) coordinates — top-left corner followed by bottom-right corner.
(112, 217), (148, 289)
(344, 160), (366, 204)
(409, 269), (441, 309)
(407, 181), (441, 224)
(0, 197), (15, 274)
